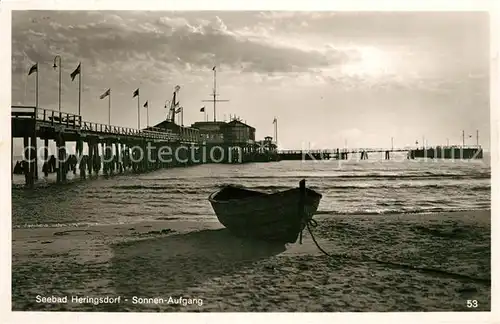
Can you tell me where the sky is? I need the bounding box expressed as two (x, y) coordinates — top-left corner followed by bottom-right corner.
(11, 10), (490, 150)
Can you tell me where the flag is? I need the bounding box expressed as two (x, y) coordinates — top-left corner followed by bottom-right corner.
(212, 66), (216, 71)
(133, 88), (139, 98)
(469, 135), (472, 138)
(28, 63), (38, 75)
(70, 63), (81, 81)
(272, 117), (277, 124)
(200, 106), (205, 112)
(99, 88), (110, 99)
(174, 85), (181, 93)
(175, 107), (182, 114)
(143, 101), (148, 108)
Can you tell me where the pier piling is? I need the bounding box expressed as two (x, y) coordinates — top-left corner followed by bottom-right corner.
(31, 130), (38, 180)
(88, 142), (93, 176)
(116, 143), (122, 173)
(23, 136), (32, 187)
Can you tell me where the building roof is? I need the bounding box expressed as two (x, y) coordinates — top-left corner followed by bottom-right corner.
(226, 119), (256, 131)
(191, 121), (228, 128)
(151, 120), (198, 133)
(152, 120), (178, 129)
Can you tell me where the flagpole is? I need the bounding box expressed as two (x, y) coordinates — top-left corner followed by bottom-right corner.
(78, 63), (82, 116)
(58, 58), (61, 113)
(213, 67), (216, 122)
(34, 63), (39, 180)
(137, 92), (140, 129)
(273, 117), (278, 148)
(108, 89), (111, 125)
(147, 101), (150, 128)
(35, 63), (39, 109)
(53, 56), (62, 113)
(276, 118), (278, 148)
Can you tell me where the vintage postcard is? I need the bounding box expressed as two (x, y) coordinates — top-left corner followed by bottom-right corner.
(2, 0), (497, 323)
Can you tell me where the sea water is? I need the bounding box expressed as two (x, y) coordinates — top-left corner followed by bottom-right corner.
(11, 152), (491, 228)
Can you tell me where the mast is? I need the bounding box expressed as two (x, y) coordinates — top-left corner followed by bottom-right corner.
(213, 67), (216, 122)
(202, 66), (229, 122)
(169, 91), (177, 123)
(168, 85), (181, 123)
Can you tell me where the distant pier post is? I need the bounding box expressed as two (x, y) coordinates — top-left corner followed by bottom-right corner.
(385, 150), (390, 160)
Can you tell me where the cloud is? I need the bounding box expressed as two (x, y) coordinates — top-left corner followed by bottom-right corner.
(12, 11), (361, 82)
(11, 10), (489, 109)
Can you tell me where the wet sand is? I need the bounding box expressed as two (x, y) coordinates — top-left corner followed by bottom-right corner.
(11, 210), (490, 311)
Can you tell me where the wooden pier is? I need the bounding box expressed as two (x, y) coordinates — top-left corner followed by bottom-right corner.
(11, 105), (282, 187)
(12, 105), (203, 186)
(278, 146), (483, 161)
(11, 105), (483, 187)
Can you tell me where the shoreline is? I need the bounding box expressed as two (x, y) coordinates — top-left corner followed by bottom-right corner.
(12, 210), (491, 311)
(11, 208), (492, 229)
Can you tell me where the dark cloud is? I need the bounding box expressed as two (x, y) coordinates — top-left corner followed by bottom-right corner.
(12, 10), (348, 82)
(11, 10), (488, 109)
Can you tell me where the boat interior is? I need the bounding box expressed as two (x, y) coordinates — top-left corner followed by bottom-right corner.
(211, 186), (267, 201)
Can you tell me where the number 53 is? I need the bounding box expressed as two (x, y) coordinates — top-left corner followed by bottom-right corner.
(467, 300), (478, 308)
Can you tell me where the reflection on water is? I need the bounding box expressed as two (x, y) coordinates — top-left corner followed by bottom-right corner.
(12, 156), (491, 228)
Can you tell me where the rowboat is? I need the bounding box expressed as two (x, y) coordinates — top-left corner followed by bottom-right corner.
(208, 180), (322, 243)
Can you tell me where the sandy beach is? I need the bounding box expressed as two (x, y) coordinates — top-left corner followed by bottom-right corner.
(11, 210), (490, 312)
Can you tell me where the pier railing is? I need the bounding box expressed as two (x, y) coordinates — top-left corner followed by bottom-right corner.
(278, 146), (482, 155)
(12, 106), (180, 142)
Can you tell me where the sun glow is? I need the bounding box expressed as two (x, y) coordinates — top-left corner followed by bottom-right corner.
(340, 46), (392, 78)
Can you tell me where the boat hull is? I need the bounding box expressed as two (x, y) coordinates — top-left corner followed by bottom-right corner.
(209, 186), (322, 243)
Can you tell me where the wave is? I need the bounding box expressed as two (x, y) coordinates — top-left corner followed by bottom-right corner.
(12, 221), (101, 229)
(146, 173), (490, 182)
(233, 174), (491, 181)
(106, 182), (490, 195)
(315, 207), (490, 216)
(110, 185), (203, 194)
(317, 183), (490, 191)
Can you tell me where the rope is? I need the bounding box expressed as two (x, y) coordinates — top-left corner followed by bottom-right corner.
(299, 217), (490, 285)
(302, 219), (333, 256)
